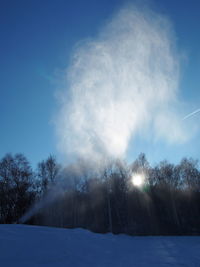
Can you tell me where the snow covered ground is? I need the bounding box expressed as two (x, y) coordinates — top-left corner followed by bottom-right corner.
(0, 224), (199, 266)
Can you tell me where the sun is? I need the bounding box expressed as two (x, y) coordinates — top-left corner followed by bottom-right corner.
(131, 173), (145, 187)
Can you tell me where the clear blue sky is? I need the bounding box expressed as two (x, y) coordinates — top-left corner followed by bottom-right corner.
(0, 0), (200, 167)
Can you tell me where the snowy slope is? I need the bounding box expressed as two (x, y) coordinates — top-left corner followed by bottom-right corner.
(0, 225), (199, 267)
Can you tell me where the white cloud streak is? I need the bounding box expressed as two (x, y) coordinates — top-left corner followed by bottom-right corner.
(55, 5), (191, 163)
(183, 109), (200, 120)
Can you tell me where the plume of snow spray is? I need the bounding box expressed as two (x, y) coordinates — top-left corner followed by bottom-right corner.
(56, 5), (189, 164)
(19, 187), (64, 224)
(20, 5), (193, 224)
(19, 161), (96, 223)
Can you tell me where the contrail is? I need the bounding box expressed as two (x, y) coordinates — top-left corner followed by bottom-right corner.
(183, 109), (200, 120)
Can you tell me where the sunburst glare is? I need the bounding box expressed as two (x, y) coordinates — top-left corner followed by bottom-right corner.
(131, 173), (145, 187)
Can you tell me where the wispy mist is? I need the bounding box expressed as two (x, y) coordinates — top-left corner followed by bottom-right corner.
(56, 5), (190, 163)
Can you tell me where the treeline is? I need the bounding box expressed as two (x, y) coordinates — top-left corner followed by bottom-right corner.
(0, 153), (200, 235)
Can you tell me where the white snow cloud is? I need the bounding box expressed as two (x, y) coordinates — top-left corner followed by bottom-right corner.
(55, 5), (192, 163)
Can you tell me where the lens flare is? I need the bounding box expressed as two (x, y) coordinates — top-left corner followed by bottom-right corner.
(131, 173), (145, 187)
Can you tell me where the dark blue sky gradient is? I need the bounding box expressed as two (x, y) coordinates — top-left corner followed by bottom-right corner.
(0, 0), (200, 167)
